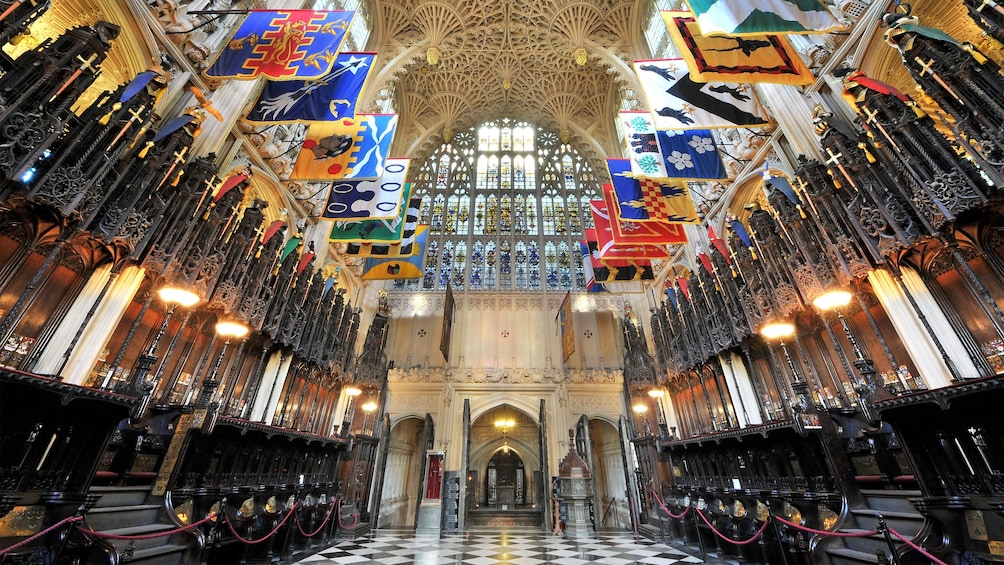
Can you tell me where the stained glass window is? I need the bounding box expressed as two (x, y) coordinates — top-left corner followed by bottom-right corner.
(403, 119), (601, 292)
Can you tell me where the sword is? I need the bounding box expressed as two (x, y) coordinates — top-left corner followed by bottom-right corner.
(50, 53), (99, 104)
(156, 146), (188, 191)
(0, 0), (37, 23)
(106, 104), (146, 151)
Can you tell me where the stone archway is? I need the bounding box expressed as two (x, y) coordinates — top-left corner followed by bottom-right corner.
(466, 404), (544, 527)
(377, 416), (427, 527)
(588, 418), (630, 529)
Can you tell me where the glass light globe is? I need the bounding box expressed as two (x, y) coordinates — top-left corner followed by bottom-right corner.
(812, 289), (853, 311)
(215, 320), (250, 338)
(759, 321), (795, 340)
(159, 286), (200, 308)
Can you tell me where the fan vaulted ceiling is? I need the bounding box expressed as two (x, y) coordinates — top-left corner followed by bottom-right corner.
(360, 0), (650, 169)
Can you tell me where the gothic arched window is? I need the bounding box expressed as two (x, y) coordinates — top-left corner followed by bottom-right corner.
(396, 120), (600, 291)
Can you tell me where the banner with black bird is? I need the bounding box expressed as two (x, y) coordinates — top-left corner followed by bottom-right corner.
(662, 11), (814, 85)
(634, 58), (772, 130)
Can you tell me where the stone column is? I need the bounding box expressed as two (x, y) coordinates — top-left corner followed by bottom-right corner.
(720, 351), (762, 427)
(261, 351), (294, 425)
(867, 267), (978, 387)
(61, 266), (147, 385)
(756, 83), (824, 161)
(248, 349), (284, 421)
(31, 264), (112, 374)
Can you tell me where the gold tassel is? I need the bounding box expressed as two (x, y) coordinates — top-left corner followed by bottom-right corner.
(171, 170), (184, 187)
(964, 44), (988, 64)
(99, 102), (121, 125)
(750, 249), (758, 260)
(859, 143), (875, 162)
(138, 141), (154, 158)
(797, 204), (807, 219)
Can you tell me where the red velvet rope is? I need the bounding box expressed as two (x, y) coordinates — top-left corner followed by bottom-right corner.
(83, 514), (214, 540)
(695, 508), (771, 545)
(774, 515), (877, 537)
(889, 526), (949, 565)
(651, 489), (691, 519)
(224, 502), (299, 545)
(0, 515), (82, 555)
(294, 498), (338, 537)
(335, 498), (359, 529)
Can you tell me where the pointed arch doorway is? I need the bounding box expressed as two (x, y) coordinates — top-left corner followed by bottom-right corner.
(467, 404), (542, 528)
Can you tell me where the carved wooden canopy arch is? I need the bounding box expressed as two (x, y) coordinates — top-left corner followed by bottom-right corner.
(14, 0), (158, 109)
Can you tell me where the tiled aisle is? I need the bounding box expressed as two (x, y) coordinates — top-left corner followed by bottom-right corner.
(294, 529), (706, 564)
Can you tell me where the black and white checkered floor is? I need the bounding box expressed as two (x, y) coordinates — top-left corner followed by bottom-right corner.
(295, 529), (706, 564)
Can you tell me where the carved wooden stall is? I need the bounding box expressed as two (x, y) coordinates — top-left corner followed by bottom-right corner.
(647, 7), (1004, 564)
(0, 8), (383, 563)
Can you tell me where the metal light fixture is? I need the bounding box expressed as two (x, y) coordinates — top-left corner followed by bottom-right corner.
(340, 386), (363, 436)
(146, 286), (201, 357)
(648, 388), (669, 437)
(215, 320), (250, 340)
(759, 319), (819, 433)
(812, 289), (852, 312)
(361, 400), (378, 434)
(495, 417), (515, 454)
(158, 286), (200, 309)
(632, 403), (652, 436)
(127, 285), (201, 416)
(197, 319), (250, 433)
(812, 287), (889, 423)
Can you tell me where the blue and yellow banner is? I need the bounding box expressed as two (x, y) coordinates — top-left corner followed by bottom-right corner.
(606, 159), (701, 224)
(292, 114), (398, 180)
(245, 52), (376, 123)
(205, 10), (354, 81)
(362, 227), (429, 280)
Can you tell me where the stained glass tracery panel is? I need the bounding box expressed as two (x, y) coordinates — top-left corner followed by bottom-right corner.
(405, 120), (603, 292)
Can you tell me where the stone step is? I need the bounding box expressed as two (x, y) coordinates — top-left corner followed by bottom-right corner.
(839, 528), (899, 556)
(126, 543), (188, 565)
(860, 489), (922, 514)
(850, 508), (924, 536)
(85, 504), (162, 531)
(827, 547), (887, 565)
(87, 523), (181, 553)
(89, 486), (151, 508)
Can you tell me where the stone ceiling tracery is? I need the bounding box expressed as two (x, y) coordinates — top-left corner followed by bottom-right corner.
(361, 0), (651, 171)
